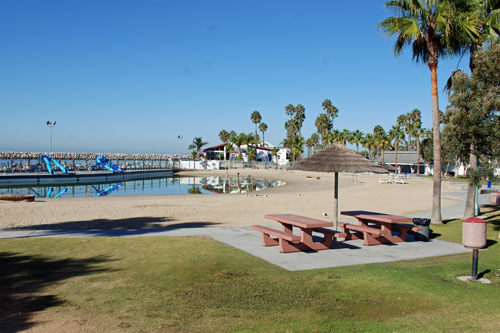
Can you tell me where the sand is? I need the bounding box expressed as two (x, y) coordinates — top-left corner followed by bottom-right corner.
(0, 169), (463, 230)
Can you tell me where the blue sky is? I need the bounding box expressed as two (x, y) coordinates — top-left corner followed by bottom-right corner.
(0, 0), (470, 154)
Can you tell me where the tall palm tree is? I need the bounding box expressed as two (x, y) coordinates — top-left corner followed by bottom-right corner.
(364, 133), (375, 158)
(218, 130), (231, 161)
(389, 125), (405, 170)
(258, 122), (268, 146)
(415, 126), (427, 174)
(322, 98), (339, 130)
(341, 129), (351, 146)
(351, 129), (364, 153)
(250, 111), (262, 140)
(188, 137), (208, 160)
(218, 129), (231, 144)
(310, 133), (320, 153)
(314, 113), (331, 147)
(379, 0), (476, 223)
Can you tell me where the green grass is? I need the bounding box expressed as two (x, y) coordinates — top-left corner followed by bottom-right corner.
(1, 212), (500, 332)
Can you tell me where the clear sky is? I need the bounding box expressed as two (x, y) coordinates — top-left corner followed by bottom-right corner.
(0, 0), (470, 155)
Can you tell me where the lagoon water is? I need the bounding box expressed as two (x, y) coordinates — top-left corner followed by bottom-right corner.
(0, 176), (285, 198)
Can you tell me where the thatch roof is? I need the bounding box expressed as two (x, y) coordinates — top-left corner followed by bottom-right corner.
(292, 144), (387, 174)
(383, 164), (397, 172)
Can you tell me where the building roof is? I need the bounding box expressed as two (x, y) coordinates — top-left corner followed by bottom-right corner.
(203, 144), (226, 152)
(374, 151), (423, 165)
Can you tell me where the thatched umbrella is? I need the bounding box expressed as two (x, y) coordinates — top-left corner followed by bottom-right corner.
(291, 144), (387, 229)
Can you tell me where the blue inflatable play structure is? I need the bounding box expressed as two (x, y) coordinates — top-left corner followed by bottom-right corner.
(92, 156), (123, 173)
(28, 155), (69, 175)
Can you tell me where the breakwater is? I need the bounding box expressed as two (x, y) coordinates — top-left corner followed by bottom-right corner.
(0, 151), (189, 173)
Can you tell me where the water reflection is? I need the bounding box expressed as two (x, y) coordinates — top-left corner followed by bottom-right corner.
(0, 176), (285, 198)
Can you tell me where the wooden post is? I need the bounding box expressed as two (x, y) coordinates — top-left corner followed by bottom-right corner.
(334, 172), (339, 230)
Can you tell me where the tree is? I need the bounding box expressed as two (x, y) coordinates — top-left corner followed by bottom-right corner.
(188, 137), (208, 159)
(363, 133), (376, 158)
(314, 113), (331, 147)
(310, 133), (320, 154)
(322, 98), (339, 130)
(250, 111), (262, 140)
(351, 129), (364, 153)
(232, 133), (248, 159)
(283, 104), (306, 161)
(272, 146), (280, 169)
(445, 1), (500, 218)
(445, 43), (500, 217)
(218, 130), (230, 144)
(379, 0), (476, 223)
(389, 124), (405, 170)
(258, 122), (268, 146)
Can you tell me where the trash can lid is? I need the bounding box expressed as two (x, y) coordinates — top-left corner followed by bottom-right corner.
(463, 217), (486, 223)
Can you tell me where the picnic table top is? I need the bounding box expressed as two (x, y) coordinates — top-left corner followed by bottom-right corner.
(264, 214), (333, 229)
(341, 210), (412, 223)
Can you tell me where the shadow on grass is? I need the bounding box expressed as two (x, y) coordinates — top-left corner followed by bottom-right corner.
(0, 252), (112, 332)
(5, 217), (221, 238)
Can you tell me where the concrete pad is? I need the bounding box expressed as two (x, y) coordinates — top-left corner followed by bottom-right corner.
(0, 226), (470, 271)
(207, 227), (471, 271)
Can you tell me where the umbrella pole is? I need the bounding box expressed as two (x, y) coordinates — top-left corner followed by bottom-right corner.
(334, 172), (338, 230)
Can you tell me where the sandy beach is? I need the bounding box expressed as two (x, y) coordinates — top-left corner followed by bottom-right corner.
(0, 170), (463, 230)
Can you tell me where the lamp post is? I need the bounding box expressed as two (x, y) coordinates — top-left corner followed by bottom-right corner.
(46, 121), (56, 154)
(177, 135), (183, 169)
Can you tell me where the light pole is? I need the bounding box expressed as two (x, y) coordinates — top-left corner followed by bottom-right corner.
(46, 121), (56, 154)
(177, 135), (183, 169)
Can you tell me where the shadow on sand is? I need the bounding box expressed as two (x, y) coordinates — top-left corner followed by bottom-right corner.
(0, 252), (113, 332)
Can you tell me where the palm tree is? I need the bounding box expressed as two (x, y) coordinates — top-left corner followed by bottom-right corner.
(218, 130), (230, 144)
(294, 104), (306, 136)
(232, 133), (247, 159)
(351, 129), (364, 153)
(379, 0), (473, 223)
(341, 129), (351, 146)
(364, 133), (375, 158)
(314, 113), (331, 147)
(310, 133), (320, 153)
(250, 111), (262, 140)
(258, 122), (268, 146)
(322, 99), (339, 129)
(389, 125), (404, 170)
(415, 126), (427, 174)
(272, 147), (280, 169)
(188, 137), (208, 160)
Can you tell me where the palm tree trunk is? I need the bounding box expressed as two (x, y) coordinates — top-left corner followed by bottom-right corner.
(356, 143), (359, 153)
(430, 64), (442, 224)
(416, 137), (420, 175)
(395, 142), (398, 170)
(464, 150), (478, 218)
(382, 149), (385, 165)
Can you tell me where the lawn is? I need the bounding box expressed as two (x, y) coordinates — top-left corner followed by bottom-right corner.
(1, 211), (499, 332)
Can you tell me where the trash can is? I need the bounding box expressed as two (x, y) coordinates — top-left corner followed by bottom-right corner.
(413, 218), (431, 241)
(487, 180), (493, 188)
(462, 217), (487, 249)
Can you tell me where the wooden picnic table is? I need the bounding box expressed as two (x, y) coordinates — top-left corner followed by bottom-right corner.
(252, 214), (346, 253)
(341, 210), (421, 245)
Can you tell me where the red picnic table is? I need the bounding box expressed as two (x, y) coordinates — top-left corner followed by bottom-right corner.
(252, 214), (347, 253)
(341, 210), (422, 246)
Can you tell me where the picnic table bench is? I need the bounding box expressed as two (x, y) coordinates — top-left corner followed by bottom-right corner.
(341, 210), (423, 246)
(252, 214), (347, 253)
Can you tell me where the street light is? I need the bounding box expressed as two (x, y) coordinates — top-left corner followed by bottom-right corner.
(46, 121), (56, 154)
(177, 135), (183, 169)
